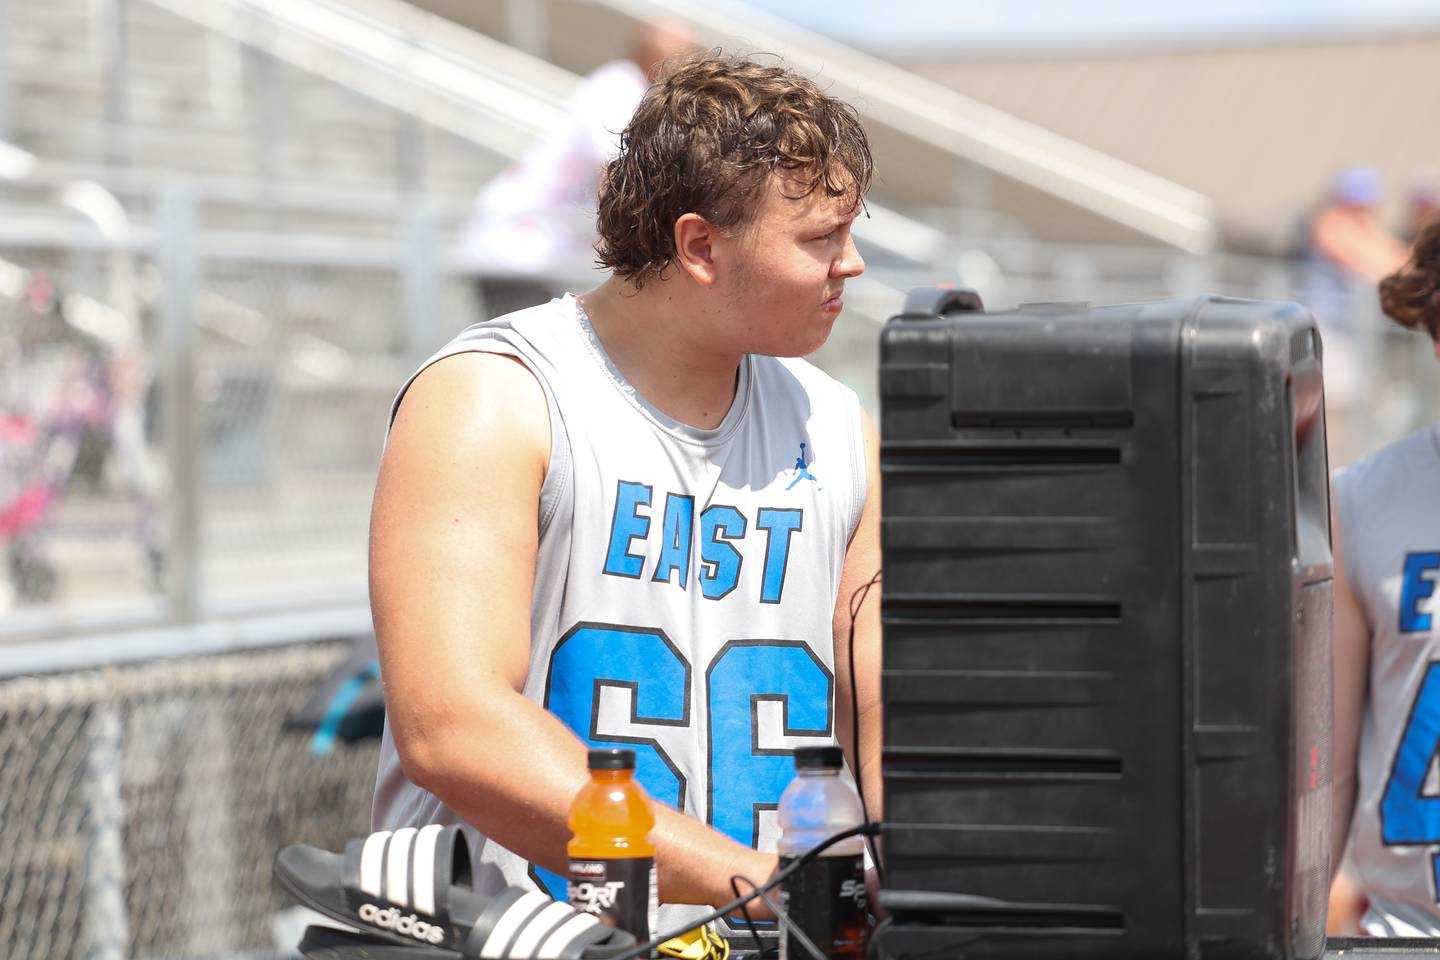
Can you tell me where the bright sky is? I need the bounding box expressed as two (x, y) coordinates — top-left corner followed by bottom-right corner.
(741, 0), (1440, 52)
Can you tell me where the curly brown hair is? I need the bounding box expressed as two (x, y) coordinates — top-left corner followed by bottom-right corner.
(1380, 216), (1440, 339)
(595, 51), (874, 287)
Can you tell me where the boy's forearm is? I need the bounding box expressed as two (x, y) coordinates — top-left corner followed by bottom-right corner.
(858, 701), (883, 821)
(402, 687), (776, 908)
(652, 806), (778, 908)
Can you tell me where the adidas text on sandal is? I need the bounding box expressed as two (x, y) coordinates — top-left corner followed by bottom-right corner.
(356, 903), (445, 945)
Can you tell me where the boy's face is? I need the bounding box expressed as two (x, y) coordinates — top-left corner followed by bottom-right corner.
(713, 172), (866, 358)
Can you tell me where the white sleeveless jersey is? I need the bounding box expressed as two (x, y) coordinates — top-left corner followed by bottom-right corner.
(1336, 424), (1440, 936)
(372, 295), (866, 928)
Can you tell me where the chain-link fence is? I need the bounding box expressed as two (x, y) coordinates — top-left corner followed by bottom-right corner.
(0, 637), (378, 960)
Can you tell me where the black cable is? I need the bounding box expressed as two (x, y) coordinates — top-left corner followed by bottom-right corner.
(723, 569), (884, 958)
(608, 823), (879, 960)
(847, 569), (885, 883)
(731, 875), (826, 960)
(728, 875), (767, 959)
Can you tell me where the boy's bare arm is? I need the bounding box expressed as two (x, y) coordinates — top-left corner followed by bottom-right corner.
(834, 411), (882, 820)
(1329, 487), (1370, 874)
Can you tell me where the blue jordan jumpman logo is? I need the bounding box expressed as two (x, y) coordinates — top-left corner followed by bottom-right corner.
(786, 442), (820, 490)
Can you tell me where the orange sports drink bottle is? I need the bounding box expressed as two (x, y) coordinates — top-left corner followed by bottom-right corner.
(567, 748), (659, 944)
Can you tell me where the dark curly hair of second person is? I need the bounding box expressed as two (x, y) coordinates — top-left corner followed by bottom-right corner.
(594, 51), (874, 289)
(1380, 216), (1440, 339)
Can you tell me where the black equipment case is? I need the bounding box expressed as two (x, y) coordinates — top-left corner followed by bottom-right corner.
(874, 291), (1334, 960)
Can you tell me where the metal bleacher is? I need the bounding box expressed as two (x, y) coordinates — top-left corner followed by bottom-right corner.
(412, 0), (1218, 251)
(2, 0), (509, 224)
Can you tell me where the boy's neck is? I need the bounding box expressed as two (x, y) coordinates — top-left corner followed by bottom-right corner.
(578, 276), (744, 431)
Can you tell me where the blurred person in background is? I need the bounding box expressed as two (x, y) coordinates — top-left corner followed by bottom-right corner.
(1404, 173), (1439, 245)
(1309, 167), (1410, 284)
(1330, 214), (1440, 935)
(1301, 167), (1410, 463)
(452, 21), (694, 318)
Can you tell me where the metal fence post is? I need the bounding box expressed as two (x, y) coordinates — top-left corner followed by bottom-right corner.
(403, 205), (441, 364)
(395, 110), (425, 196)
(955, 160), (994, 239)
(1164, 253), (1212, 299)
(505, 0), (547, 58)
(83, 703), (130, 960)
(248, 47), (284, 182)
(0, 0), (12, 142)
(158, 189), (202, 623)
(206, 30), (244, 120)
(101, 0), (131, 166)
(181, 706), (240, 953)
(1350, 273), (1383, 402)
(1055, 251), (1097, 303)
(1259, 261), (1293, 302)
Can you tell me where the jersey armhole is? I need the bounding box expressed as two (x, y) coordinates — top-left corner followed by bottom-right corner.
(494, 349), (571, 537)
(386, 343), (573, 538)
(844, 388), (867, 540)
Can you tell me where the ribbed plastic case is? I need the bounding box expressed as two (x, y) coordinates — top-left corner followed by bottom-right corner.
(874, 291), (1333, 960)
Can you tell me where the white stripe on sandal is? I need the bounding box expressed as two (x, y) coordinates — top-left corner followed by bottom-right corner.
(359, 831), (390, 898)
(410, 824), (443, 916)
(536, 912), (601, 959)
(385, 827), (418, 908)
(506, 901), (577, 960)
(480, 891), (552, 959)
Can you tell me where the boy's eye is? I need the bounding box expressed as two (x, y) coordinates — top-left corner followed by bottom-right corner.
(812, 231), (835, 243)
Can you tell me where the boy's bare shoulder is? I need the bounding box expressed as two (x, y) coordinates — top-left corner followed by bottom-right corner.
(387, 351), (550, 469)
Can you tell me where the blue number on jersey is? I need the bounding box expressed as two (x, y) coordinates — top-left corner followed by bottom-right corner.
(706, 639), (832, 848)
(535, 623), (836, 899)
(1381, 660), (1440, 900)
(537, 622), (690, 899)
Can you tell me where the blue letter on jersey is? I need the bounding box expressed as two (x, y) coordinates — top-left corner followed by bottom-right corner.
(651, 493), (695, 590)
(1400, 552), (1440, 634)
(756, 508), (803, 604)
(603, 480), (652, 579)
(699, 505), (746, 600)
(706, 640), (832, 849)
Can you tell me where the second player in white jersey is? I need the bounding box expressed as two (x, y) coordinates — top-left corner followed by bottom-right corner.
(1335, 425), (1440, 934)
(1332, 215), (1440, 936)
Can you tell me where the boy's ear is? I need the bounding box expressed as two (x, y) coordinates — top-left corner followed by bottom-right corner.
(673, 213), (719, 286)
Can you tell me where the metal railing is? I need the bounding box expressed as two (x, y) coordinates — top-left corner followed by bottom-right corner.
(2, 184), (1433, 638)
(1, 0), (1033, 267)
(586, 0), (1217, 250)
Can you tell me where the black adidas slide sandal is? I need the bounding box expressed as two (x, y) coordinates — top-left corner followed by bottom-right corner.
(274, 825), (637, 959)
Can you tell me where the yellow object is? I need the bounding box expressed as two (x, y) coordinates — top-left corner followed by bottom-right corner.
(656, 924), (730, 960)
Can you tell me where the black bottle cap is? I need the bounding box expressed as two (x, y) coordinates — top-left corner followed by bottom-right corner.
(588, 747), (637, 770)
(794, 746), (844, 769)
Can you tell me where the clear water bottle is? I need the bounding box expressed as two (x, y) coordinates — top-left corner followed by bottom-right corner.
(777, 746), (868, 959)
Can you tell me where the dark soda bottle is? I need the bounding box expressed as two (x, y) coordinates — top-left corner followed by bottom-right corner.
(777, 746), (867, 959)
